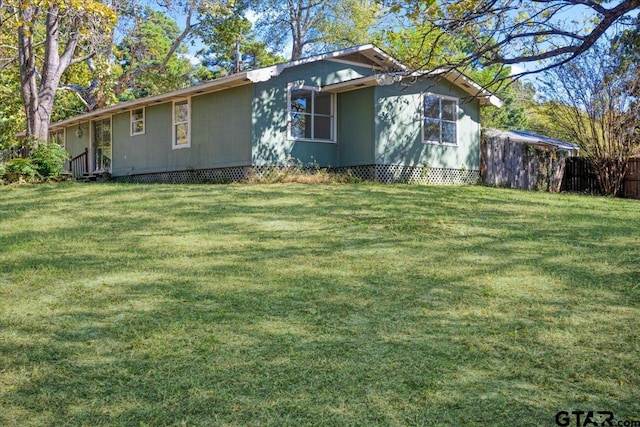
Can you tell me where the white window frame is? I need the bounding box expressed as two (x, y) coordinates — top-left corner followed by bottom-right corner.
(48, 128), (65, 147)
(130, 107), (145, 136)
(422, 93), (459, 146)
(287, 84), (335, 143)
(172, 98), (191, 149)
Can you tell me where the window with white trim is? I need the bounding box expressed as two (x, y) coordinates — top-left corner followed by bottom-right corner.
(130, 108), (145, 136)
(173, 99), (190, 148)
(288, 85), (334, 142)
(48, 129), (64, 146)
(423, 93), (458, 145)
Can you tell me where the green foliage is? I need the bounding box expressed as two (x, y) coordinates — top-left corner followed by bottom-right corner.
(116, 8), (196, 99)
(379, 14), (456, 70)
(31, 143), (70, 179)
(4, 157), (38, 181)
(0, 68), (24, 150)
(314, 0), (382, 49)
(253, 0), (384, 59)
(482, 80), (532, 130)
(196, 6), (284, 74)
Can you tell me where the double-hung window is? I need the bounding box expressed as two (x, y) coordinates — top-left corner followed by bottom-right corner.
(173, 99), (190, 149)
(131, 108), (145, 136)
(48, 129), (64, 146)
(423, 93), (458, 145)
(288, 85), (334, 142)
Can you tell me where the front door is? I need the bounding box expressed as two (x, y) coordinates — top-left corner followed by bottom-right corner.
(94, 118), (111, 172)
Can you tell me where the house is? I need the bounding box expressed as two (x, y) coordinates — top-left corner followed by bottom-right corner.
(48, 44), (502, 184)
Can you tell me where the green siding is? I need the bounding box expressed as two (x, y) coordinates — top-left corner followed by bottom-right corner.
(111, 85), (253, 177)
(337, 88), (375, 167)
(252, 60), (374, 167)
(64, 123), (90, 159)
(375, 78), (481, 170)
(57, 61), (483, 178)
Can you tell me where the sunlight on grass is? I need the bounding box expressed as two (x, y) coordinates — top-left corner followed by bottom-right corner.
(1, 182), (639, 426)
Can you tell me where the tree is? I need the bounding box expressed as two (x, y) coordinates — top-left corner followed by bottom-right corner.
(0, 66), (23, 149)
(196, 4), (283, 74)
(14, 0), (116, 142)
(253, 0), (382, 60)
(392, 0), (640, 79)
(149, 0), (234, 69)
(116, 8), (195, 99)
(481, 79), (531, 130)
(539, 38), (640, 196)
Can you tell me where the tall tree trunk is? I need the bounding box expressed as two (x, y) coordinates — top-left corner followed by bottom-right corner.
(18, 3), (82, 144)
(17, 5), (39, 141)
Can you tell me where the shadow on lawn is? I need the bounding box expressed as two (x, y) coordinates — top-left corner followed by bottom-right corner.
(1, 183), (639, 426)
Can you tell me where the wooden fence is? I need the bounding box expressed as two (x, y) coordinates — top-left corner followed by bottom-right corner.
(560, 157), (599, 194)
(623, 159), (640, 199)
(561, 157), (640, 199)
(481, 136), (569, 192)
(482, 136), (640, 200)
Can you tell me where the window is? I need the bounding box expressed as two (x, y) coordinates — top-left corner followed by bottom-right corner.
(288, 85), (334, 142)
(48, 129), (64, 146)
(423, 94), (458, 145)
(173, 99), (190, 148)
(130, 108), (145, 136)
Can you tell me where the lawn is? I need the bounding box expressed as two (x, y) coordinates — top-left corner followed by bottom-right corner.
(0, 182), (638, 426)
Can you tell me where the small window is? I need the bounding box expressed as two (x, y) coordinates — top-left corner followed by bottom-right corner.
(130, 108), (145, 136)
(48, 129), (65, 146)
(423, 93), (458, 145)
(173, 99), (190, 149)
(287, 85), (334, 142)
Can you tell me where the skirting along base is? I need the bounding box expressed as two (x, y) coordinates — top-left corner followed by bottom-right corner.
(115, 165), (480, 185)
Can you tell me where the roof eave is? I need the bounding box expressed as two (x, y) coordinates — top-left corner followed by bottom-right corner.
(434, 70), (503, 108)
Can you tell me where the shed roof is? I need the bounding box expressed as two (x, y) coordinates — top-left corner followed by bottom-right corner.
(485, 128), (579, 153)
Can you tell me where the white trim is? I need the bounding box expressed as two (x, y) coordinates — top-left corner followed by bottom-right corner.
(287, 84), (335, 143)
(92, 116), (113, 173)
(421, 92), (459, 146)
(326, 57), (388, 71)
(48, 128), (65, 147)
(323, 75), (378, 93)
(89, 119), (93, 171)
(130, 107), (145, 136)
(172, 98), (191, 149)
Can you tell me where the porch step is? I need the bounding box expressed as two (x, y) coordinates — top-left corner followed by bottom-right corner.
(79, 172), (111, 182)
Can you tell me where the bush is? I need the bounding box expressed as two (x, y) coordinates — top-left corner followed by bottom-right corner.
(31, 143), (69, 179)
(5, 157), (38, 181)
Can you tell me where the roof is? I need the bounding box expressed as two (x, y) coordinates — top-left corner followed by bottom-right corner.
(49, 44), (500, 130)
(485, 129), (580, 153)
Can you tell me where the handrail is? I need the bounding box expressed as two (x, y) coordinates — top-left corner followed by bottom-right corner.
(70, 147), (89, 179)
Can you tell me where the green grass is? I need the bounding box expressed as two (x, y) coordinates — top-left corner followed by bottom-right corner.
(1, 182), (638, 426)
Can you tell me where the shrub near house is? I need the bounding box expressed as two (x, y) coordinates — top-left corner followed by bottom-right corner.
(1, 143), (69, 183)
